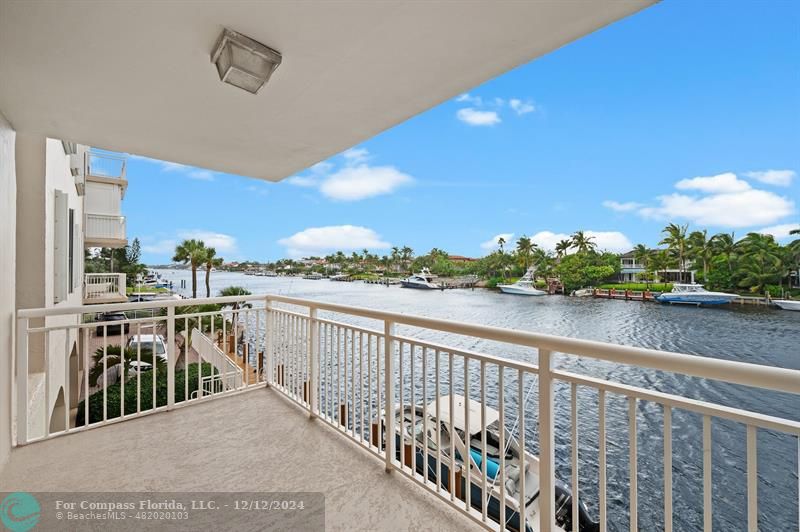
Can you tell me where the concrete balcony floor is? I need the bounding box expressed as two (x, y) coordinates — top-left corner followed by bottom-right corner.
(1, 388), (478, 531)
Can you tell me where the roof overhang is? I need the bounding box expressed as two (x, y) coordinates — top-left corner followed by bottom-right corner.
(0, 1), (654, 181)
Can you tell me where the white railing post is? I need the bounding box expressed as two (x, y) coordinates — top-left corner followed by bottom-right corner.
(384, 320), (395, 472)
(538, 348), (555, 531)
(265, 296), (273, 388)
(15, 317), (29, 445)
(167, 306), (175, 409)
(308, 307), (318, 418)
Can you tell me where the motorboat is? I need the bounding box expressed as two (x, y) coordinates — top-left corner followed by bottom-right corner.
(571, 288), (593, 297)
(303, 272), (324, 280)
(377, 395), (598, 532)
(401, 268), (441, 289)
(773, 299), (800, 311)
(498, 268), (546, 296)
(656, 283), (738, 306)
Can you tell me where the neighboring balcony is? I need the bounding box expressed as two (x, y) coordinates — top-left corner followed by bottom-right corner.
(83, 273), (127, 304)
(85, 151), (128, 192)
(84, 213), (127, 248)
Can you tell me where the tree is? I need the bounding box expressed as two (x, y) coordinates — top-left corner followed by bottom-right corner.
(688, 229), (713, 282)
(88, 345), (167, 388)
(711, 232), (736, 275)
(218, 286), (252, 311)
(203, 247), (224, 298)
(497, 237), (506, 254)
(516, 236), (534, 270)
(659, 223), (689, 283)
(648, 249), (673, 286)
(734, 233), (783, 293)
(570, 231), (597, 254)
(555, 239), (572, 259)
(173, 239), (207, 298)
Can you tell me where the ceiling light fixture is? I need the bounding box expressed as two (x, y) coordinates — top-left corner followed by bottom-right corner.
(211, 28), (282, 95)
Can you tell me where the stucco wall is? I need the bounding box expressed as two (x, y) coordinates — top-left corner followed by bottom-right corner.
(0, 111), (16, 470)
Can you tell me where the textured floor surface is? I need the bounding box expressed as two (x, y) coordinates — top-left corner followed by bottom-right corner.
(2, 388), (479, 531)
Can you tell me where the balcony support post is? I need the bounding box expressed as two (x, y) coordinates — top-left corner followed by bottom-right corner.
(308, 307), (318, 418)
(384, 320), (396, 472)
(167, 306), (175, 409)
(538, 348), (555, 531)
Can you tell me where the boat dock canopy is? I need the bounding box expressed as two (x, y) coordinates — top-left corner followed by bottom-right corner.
(429, 395), (500, 436)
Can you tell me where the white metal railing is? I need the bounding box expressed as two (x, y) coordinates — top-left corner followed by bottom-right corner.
(85, 213), (126, 242)
(13, 294), (800, 531)
(83, 273), (126, 301)
(86, 151), (127, 180)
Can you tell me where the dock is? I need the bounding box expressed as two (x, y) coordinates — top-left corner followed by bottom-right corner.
(593, 288), (658, 302)
(437, 275), (480, 290)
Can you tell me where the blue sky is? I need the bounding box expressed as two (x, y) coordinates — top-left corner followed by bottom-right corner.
(121, 1), (799, 264)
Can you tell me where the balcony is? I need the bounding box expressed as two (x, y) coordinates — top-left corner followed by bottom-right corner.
(83, 273), (127, 304)
(10, 294), (800, 530)
(85, 151), (128, 190)
(84, 213), (127, 248)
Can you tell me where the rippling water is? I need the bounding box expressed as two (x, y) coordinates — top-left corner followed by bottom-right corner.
(157, 270), (799, 530)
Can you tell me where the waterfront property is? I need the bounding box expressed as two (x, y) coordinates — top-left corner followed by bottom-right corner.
(1, 2), (799, 531)
(618, 250), (695, 284)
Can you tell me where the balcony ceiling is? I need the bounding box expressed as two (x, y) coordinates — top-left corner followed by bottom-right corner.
(0, 1), (652, 181)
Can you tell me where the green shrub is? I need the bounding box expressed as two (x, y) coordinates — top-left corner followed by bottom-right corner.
(75, 362), (218, 426)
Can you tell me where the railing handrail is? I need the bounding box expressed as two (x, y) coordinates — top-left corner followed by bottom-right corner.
(85, 213), (126, 221)
(15, 293), (800, 395)
(85, 272), (125, 278)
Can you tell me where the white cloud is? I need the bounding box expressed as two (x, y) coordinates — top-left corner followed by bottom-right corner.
(456, 108), (501, 126)
(744, 169), (795, 187)
(319, 165), (413, 201)
(286, 175), (318, 187)
(278, 225), (390, 258)
(602, 200), (643, 212)
(530, 230), (633, 253)
(128, 154), (217, 181)
(675, 172), (751, 194)
(342, 147), (370, 164)
(455, 93), (482, 105)
(509, 99), (535, 115)
(141, 239), (177, 255)
(480, 233), (515, 251)
(756, 223), (800, 241)
(639, 189), (795, 228)
(178, 230), (238, 254)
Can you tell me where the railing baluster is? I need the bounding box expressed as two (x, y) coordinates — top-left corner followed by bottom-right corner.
(167, 307), (175, 409)
(350, 329), (355, 437)
(572, 382), (579, 532)
(265, 297), (273, 387)
(517, 368), (525, 532)
(464, 356), (471, 512)
(64, 330), (70, 430)
(746, 425), (758, 532)
(629, 397), (637, 532)
(449, 352), (455, 503)
(384, 321), (395, 472)
(435, 349), (441, 493)
(703, 415), (712, 532)
(599, 389), (607, 532)
(399, 341), (405, 470)
(498, 366), (506, 530)
(423, 346), (429, 486)
(411, 343), (416, 475)
(664, 405), (672, 532)
(480, 360), (487, 521)
(102, 325), (107, 422)
(538, 349), (554, 532)
(183, 316), (188, 401)
(309, 308), (318, 417)
(151, 325), (156, 409)
(136, 322), (141, 413)
(369, 333), (374, 449)
(358, 331), (364, 442)
(83, 327), (89, 428)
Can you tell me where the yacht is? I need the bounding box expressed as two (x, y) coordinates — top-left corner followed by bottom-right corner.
(377, 396), (598, 532)
(773, 299), (800, 311)
(401, 268), (441, 290)
(656, 283), (738, 306)
(498, 268), (546, 296)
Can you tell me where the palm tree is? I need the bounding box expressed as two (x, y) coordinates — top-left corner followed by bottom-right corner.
(649, 249), (672, 287)
(711, 232), (736, 275)
(88, 345), (167, 388)
(173, 239), (207, 298)
(570, 231), (597, 254)
(735, 233), (783, 293)
(659, 223), (689, 283)
(516, 236), (534, 270)
(555, 239), (571, 259)
(688, 229), (713, 282)
(497, 237), (506, 254)
(203, 247), (224, 298)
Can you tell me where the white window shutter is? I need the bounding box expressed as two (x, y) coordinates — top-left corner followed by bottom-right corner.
(53, 190), (69, 303)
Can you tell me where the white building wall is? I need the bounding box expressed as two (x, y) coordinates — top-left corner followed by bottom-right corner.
(16, 135), (84, 438)
(0, 111), (17, 471)
(85, 180), (121, 216)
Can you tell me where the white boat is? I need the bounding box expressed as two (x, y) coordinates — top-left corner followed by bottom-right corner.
(400, 268), (441, 289)
(303, 272), (324, 280)
(656, 283), (738, 306)
(773, 299), (800, 311)
(498, 268), (546, 296)
(377, 395), (597, 532)
(571, 288), (594, 297)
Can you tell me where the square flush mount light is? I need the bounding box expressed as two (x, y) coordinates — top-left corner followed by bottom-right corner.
(211, 28), (282, 94)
